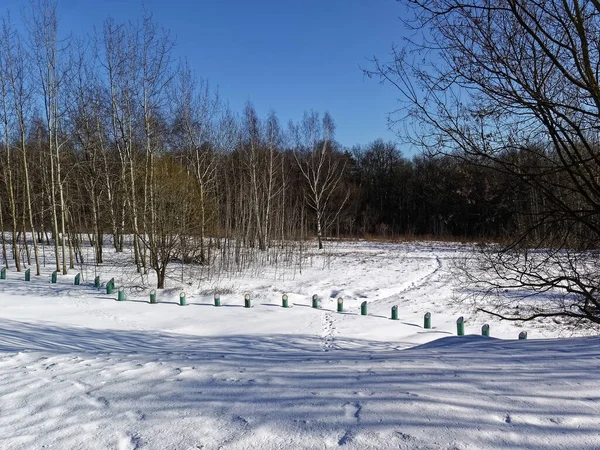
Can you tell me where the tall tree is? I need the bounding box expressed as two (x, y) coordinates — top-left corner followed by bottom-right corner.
(369, 0), (600, 325)
(69, 38), (106, 264)
(101, 17), (142, 268)
(2, 18), (41, 275)
(293, 111), (348, 249)
(139, 12), (175, 276)
(0, 20), (20, 271)
(171, 62), (220, 264)
(28, 0), (69, 274)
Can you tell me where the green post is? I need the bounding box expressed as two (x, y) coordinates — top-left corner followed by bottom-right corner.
(361, 301), (367, 316)
(94, 275), (100, 289)
(456, 316), (465, 336)
(51, 270), (57, 284)
(282, 294), (289, 308)
(180, 291), (187, 306)
(519, 331), (527, 340)
(312, 294), (319, 309)
(0, 267), (5, 280)
(25, 268), (30, 282)
(74, 273), (81, 286)
(214, 293), (221, 307)
(391, 305), (399, 320)
(337, 297), (343, 312)
(150, 289), (157, 304)
(424, 312), (431, 329)
(117, 286), (125, 301)
(106, 278), (115, 295)
(244, 293), (251, 308)
(482, 324), (490, 337)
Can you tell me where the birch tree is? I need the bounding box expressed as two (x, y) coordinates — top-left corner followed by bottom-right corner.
(70, 39), (106, 264)
(2, 18), (40, 275)
(28, 0), (69, 274)
(294, 111), (348, 249)
(139, 12), (175, 276)
(171, 62), (220, 264)
(101, 18), (142, 268)
(0, 23), (20, 271)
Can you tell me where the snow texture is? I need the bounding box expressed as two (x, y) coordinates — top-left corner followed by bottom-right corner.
(0, 241), (598, 449)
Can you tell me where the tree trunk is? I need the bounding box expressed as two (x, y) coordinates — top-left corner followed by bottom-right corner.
(0, 202), (7, 268)
(21, 128), (40, 276)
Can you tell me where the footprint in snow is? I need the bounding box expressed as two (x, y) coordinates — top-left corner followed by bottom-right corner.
(117, 432), (142, 450)
(84, 391), (109, 408)
(396, 431), (414, 441)
(338, 429), (355, 446)
(342, 402), (361, 422)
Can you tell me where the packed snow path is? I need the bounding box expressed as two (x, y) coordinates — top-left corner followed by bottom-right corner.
(0, 241), (598, 449)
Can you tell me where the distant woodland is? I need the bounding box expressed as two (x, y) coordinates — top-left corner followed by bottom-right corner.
(0, 1), (559, 289)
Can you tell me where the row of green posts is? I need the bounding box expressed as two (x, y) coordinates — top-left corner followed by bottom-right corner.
(0, 267), (529, 339)
(113, 286), (529, 339)
(266, 294), (529, 338)
(0, 267), (32, 281)
(454, 315), (527, 339)
(50, 271), (82, 286)
(262, 293), (527, 339)
(0, 267), (81, 284)
(1, 267), (94, 292)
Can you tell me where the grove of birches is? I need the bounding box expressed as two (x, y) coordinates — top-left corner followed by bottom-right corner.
(0, 1), (581, 294)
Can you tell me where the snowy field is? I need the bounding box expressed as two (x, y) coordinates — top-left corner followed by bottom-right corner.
(0, 240), (599, 449)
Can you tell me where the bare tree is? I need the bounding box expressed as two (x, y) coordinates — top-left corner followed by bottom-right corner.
(0, 23), (20, 271)
(142, 155), (194, 289)
(28, 0), (70, 274)
(2, 18), (41, 275)
(369, 0), (600, 325)
(0, 198), (7, 268)
(293, 111), (348, 249)
(139, 12), (175, 276)
(171, 61), (220, 264)
(101, 17), (143, 269)
(241, 103), (284, 251)
(261, 110), (283, 249)
(69, 38), (106, 264)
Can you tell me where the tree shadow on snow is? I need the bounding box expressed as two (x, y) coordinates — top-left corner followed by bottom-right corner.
(0, 318), (599, 448)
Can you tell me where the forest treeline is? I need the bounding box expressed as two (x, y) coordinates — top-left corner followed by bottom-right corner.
(0, 1), (543, 288)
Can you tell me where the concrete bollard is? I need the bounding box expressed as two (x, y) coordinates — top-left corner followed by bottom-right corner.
(361, 301), (367, 316)
(519, 331), (527, 340)
(424, 312), (431, 329)
(482, 324), (490, 337)
(391, 305), (399, 320)
(337, 297), (343, 312)
(214, 293), (221, 307)
(106, 278), (115, 295)
(150, 289), (157, 304)
(282, 294), (289, 308)
(74, 273), (81, 286)
(244, 293), (251, 308)
(457, 316), (465, 336)
(312, 294), (320, 309)
(117, 286), (125, 301)
(180, 291), (187, 306)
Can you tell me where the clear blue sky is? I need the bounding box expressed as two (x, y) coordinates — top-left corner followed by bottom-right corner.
(3, 0), (408, 150)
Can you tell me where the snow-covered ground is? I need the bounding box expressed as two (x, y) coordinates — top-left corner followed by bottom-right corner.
(0, 240), (598, 449)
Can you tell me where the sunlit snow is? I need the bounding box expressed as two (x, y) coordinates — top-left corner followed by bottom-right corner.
(0, 241), (598, 449)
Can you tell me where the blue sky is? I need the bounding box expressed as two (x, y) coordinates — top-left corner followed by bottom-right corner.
(3, 0), (407, 150)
